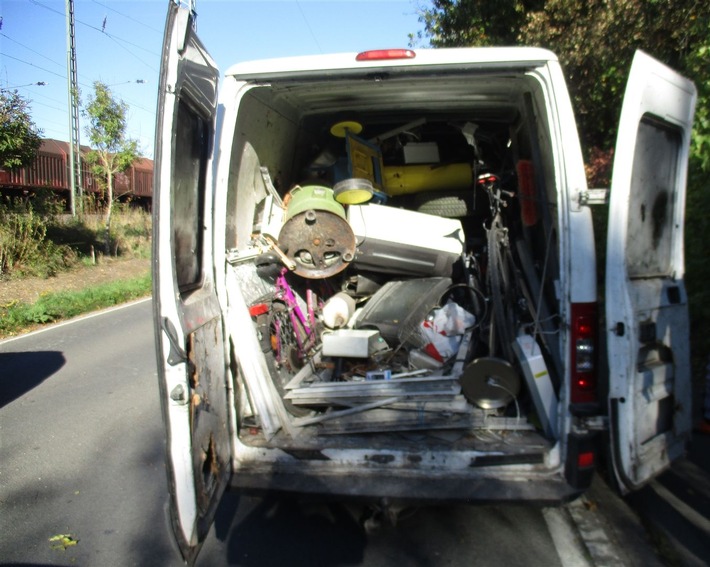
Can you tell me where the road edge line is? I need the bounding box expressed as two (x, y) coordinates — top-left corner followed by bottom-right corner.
(0, 297), (151, 345)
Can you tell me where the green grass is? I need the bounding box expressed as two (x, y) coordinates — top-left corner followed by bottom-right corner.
(0, 273), (151, 337)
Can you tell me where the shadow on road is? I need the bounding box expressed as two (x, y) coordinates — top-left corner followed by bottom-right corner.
(625, 433), (710, 567)
(0, 351), (65, 408)
(211, 493), (367, 566)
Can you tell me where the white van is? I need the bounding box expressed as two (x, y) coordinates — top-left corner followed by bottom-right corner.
(153, 3), (696, 560)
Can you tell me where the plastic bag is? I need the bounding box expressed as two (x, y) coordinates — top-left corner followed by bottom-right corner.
(419, 301), (475, 362)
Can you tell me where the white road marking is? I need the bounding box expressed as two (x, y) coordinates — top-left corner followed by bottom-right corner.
(649, 479), (710, 534)
(0, 297), (151, 345)
(543, 506), (593, 567)
(567, 496), (626, 566)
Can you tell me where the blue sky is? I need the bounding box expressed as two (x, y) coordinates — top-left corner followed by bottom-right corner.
(1, 0), (430, 159)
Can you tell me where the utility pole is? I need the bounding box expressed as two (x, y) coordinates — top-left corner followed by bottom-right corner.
(65, 0), (82, 215)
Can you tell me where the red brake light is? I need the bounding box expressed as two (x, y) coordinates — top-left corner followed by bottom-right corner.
(578, 451), (595, 468)
(575, 316), (594, 336)
(570, 302), (598, 405)
(356, 49), (416, 62)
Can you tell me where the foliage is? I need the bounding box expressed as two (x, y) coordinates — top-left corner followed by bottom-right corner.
(519, 0), (709, 150)
(83, 82), (140, 184)
(684, 44), (710, 172)
(0, 200), (75, 278)
(82, 82), (141, 253)
(685, 159), (710, 376)
(0, 199), (151, 279)
(413, 0), (710, 154)
(76, 206), (152, 258)
(0, 89), (43, 170)
(0, 273), (151, 337)
(27, 187), (67, 217)
(410, 0), (544, 47)
(584, 148), (614, 189)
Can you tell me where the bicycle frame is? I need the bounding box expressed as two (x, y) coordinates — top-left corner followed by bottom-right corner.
(273, 268), (317, 362)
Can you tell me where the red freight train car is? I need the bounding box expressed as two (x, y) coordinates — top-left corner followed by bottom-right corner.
(0, 139), (153, 208)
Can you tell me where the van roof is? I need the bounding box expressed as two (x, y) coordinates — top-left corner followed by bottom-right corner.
(225, 47), (557, 80)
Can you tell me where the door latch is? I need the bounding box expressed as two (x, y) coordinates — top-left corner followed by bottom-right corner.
(578, 188), (609, 206)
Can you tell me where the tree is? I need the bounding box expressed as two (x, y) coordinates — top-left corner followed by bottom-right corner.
(519, 0), (710, 149)
(410, 0), (544, 47)
(0, 89), (43, 170)
(82, 81), (140, 254)
(414, 0), (710, 153)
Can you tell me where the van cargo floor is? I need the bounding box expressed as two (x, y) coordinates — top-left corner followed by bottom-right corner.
(239, 421), (553, 455)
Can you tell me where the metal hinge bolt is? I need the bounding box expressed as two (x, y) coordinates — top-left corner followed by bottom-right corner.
(170, 384), (187, 404)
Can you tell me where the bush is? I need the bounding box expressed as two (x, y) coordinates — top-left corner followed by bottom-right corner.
(0, 203), (74, 278)
(73, 206), (151, 259)
(685, 157), (710, 384)
(0, 199), (151, 279)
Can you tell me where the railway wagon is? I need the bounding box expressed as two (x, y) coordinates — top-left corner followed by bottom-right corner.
(0, 138), (153, 208)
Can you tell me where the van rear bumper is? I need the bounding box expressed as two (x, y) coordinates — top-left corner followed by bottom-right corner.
(230, 467), (582, 504)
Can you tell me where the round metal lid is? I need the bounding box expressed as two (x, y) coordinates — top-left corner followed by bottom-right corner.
(460, 357), (521, 409)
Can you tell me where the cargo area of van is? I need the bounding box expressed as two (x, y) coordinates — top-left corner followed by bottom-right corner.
(218, 58), (573, 470)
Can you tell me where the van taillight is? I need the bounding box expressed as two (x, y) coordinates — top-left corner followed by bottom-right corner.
(570, 302), (597, 405)
(578, 451), (595, 468)
(356, 49), (416, 62)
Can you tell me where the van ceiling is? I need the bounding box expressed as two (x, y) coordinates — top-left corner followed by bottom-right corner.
(263, 74), (528, 123)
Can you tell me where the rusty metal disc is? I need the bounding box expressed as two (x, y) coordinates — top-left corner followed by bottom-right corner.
(277, 209), (356, 279)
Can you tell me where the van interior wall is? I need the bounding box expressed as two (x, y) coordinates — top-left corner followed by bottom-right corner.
(234, 88), (300, 192)
(224, 72), (564, 449)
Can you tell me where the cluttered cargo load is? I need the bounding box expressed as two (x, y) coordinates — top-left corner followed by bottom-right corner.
(225, 113), (563, 448)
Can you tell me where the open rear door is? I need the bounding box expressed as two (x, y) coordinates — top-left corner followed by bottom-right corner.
(153, 2), (228, 561)
(606, 51), (696, 492)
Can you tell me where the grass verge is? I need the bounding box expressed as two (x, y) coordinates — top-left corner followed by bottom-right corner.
(0, 273), (151, 338)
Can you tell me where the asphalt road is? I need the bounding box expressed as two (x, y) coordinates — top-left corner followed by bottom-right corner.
(0, 299), (662, 566)
(1, 300), (174, 565)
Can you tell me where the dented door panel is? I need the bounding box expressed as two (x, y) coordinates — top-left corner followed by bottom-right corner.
(153, 2), (228, 562)
(606, 51), (696, 491)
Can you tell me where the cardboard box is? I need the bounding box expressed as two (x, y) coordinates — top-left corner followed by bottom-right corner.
(321, 329), (386, 358)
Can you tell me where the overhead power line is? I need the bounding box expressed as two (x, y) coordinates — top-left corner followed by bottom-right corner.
(1, 32), (65, 69)
(0, 51), (99, 93)
(99, 32), (158, 74)
(28, 0), (159, 72)
(3, 52), (155, 115)
(5, 81), (47, 89)
(295, 0), (323, 54)
(0, 52), (67, 82)
(91, 0), (163, 35)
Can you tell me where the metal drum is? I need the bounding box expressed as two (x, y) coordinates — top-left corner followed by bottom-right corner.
(277, 185), (356, 279)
